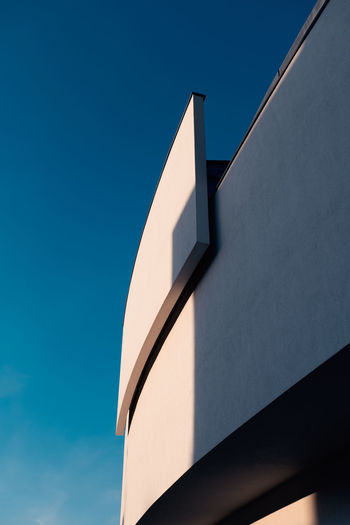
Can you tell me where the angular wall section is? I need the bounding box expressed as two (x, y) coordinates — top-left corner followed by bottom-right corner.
(116, 93), (209, 435)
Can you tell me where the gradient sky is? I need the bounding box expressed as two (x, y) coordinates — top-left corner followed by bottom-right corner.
(0, 1), (316, 523)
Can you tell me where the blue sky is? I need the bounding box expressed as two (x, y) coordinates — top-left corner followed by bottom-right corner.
(0, 1), (316, 523)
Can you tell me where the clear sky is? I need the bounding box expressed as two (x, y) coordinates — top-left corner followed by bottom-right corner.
(1, 1), (316, 523)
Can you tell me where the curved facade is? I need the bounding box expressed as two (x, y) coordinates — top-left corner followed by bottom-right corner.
(117, 1), (350, 524)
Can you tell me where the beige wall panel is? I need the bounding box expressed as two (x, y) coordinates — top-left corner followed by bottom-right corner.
(116, 94), (209, 435)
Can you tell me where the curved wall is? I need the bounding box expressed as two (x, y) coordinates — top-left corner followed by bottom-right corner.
(117, 93), (209, 435)
(120, 1), (350, 523)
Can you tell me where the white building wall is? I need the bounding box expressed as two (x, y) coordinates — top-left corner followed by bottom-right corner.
(121, 1), (350, 523)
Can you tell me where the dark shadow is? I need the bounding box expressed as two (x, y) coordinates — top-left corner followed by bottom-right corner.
(171, 188), (197, 283)
(206, 161), (230, 199)
(314, 471), (350, 525)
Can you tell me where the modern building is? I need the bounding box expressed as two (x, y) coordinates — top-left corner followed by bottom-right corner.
(116, 1), (350, 523)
